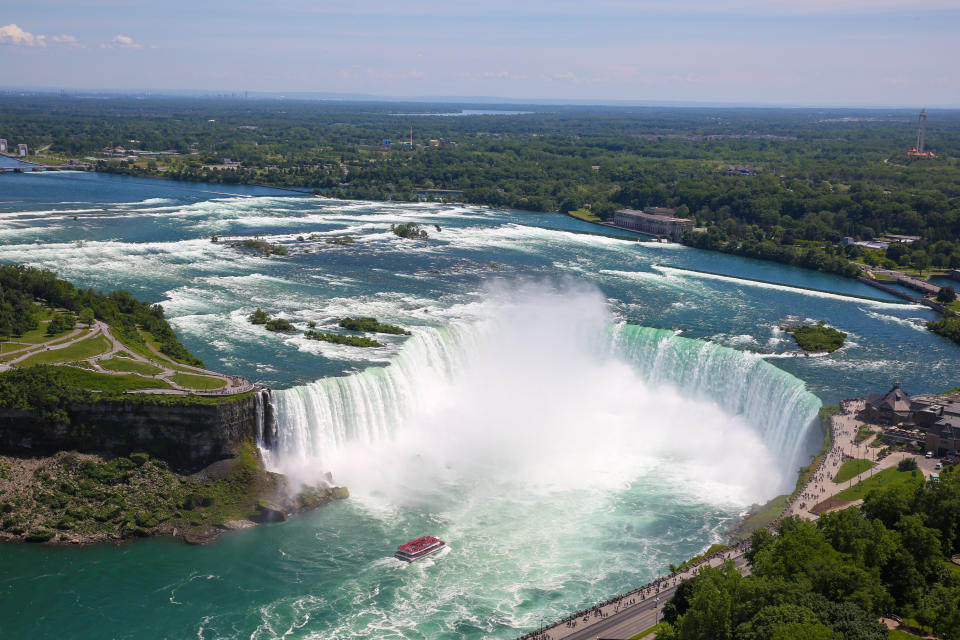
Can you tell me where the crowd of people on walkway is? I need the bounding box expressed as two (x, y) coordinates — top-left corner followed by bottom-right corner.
(774, 399), (864, 526)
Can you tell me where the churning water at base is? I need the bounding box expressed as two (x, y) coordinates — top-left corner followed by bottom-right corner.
(271, 283), (819, 495)
(260, 283), (820, 638)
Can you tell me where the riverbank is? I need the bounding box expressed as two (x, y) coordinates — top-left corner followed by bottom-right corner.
(0, 444), (348, 546)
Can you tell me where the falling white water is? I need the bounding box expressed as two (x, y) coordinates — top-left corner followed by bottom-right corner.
(269, 282), (821, 505)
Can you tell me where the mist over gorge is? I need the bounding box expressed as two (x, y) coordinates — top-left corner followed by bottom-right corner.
(270, 281), (818, 505)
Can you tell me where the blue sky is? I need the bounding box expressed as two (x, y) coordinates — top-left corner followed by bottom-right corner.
(1, 1), (957, 106)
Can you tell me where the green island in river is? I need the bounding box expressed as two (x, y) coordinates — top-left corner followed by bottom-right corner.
(782, 323), (848, 353)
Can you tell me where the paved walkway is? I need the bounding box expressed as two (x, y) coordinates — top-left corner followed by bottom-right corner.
(0, 325), (89, 363)
(520, 550), (750, 640)
(786, 401), (939, 520)
(0, 322), (102, 371)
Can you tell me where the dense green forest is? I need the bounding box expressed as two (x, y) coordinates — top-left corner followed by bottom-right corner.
(3, 95), (960, 278)
(659, 471), (960, 640)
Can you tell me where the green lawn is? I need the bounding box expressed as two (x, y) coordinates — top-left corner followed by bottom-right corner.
(0, 308), (62, 346)
(628, 622), (667, 639)
(731, 494), (789, 539)
(52, 366), (173, 393)
(889, 630), (917, 640)
(17, 334), (111, 366)
(141, 329), (198, 369)
(111, 327), (166, 361)
(833, 467), (924, 502)
(901, 618), (934, 634)
(99, 357), (164, 376)
(833, 458), (874, 484)
(171, 373), (226, 390)
(0, 327), (91, 359)
(4, 322), (54, 345)
(673, 544), (728, 572)
(945, 559), (960, 578)
(111, 327), (195, 372)
(568, 208), (603, 223)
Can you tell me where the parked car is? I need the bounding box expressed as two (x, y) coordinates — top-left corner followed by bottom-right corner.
(926, 451), (935, 458)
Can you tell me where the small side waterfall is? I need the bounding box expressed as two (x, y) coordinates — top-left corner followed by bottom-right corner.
(254, 388), (279, 464)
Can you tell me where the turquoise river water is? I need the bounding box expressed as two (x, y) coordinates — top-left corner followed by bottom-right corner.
(0, 171), (957, 639)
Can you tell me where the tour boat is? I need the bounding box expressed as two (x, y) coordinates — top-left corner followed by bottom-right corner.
(394, 535), (446, 562)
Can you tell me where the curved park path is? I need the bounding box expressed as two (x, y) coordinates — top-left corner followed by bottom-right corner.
(1, 320), (253, 396)
(0, 325), (90, 365)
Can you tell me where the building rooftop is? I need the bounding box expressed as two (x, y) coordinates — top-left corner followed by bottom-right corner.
(867, 382), (912, 413)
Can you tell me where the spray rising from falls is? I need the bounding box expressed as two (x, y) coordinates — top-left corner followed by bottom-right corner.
(268, 283), (821, 502)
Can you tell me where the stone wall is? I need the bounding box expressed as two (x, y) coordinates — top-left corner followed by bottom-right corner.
(0, 392), (261, 471)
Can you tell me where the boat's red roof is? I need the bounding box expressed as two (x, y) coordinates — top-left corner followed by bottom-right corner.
(397, 536), (443, 553)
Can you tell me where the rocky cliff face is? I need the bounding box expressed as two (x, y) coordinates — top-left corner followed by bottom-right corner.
(0, 392), (261, 471)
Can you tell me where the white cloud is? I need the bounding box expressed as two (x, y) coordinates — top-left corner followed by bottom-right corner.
(0, 24), (47, 47)
(51, 34), (82, 47)
(101, 34), (141, 49)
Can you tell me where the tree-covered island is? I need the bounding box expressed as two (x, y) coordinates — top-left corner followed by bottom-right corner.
(782, 323), (848, 353)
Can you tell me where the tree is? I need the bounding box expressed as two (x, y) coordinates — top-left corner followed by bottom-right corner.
(770, 622), (840, 640)
(46, 312), (75, 335)
(936, 285), (956, 303)
(898, 457), (919, 471)
(862, 483), (916, 529)
(663, 579), (696, 624)
(747, 528), (775, 564)
(676, 562), (742, 640)
(886, 243), (909, 265)
(912, 251), (931, 275)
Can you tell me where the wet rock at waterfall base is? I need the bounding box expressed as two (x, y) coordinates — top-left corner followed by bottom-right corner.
(254, 501), (288, 523)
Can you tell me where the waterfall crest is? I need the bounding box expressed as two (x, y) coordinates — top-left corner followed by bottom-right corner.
(270, 319), (821, 487)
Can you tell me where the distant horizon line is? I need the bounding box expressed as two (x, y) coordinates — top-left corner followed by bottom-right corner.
(1, 85), (957, 111)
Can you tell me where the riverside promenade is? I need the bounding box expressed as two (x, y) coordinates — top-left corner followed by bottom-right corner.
(517, 400), (901, 640)
(517, 544), (750, 640)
